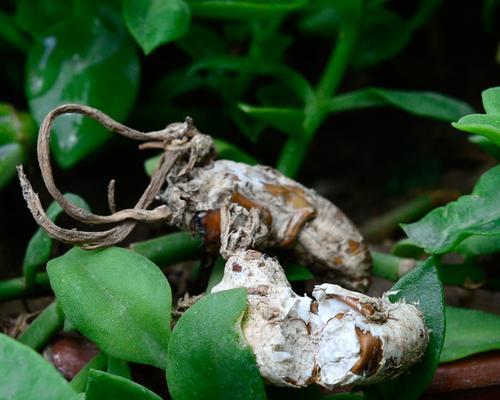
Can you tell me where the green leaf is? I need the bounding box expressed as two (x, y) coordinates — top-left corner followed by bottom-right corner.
(47, 246), (172, 369)
(441, 306), (500, 363)
(26, 8), (140, 168)
(0, 142), (24, 190)
(327, 88), (474, 122)
(23, 193), (90, 291)
(15, 0), (73, 38)
(86, 370), (162, 400)
(187, 0), (309, 19)
(0, 333), (76, 400)
(189, 57), (314, 102)
(482, 86), (500, 114)
(166, 288), (266, 400)
(452, 87), (500, 146)
(452, 114), (500, 146)
(175, 23), (224, 59)
(298, 0), (342, 37)
(352, 8), (411, 69)
(455, 234), (500, 256)
(402, 165), (500, 254)
(367, 257), (445, 400)
(123, 0), (191, 55)
(284, 263), (314, 281)
(70, 353), (108, 393)
(352, 0), (440, 68)
(238, 104), (305, 138)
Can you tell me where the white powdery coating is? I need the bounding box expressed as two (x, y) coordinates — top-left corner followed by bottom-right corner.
(211, 251), (428, 389)
(161, 160), (371, 291)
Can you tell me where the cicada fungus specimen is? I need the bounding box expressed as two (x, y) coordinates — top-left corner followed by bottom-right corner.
(18, 104), (371, 291)
(18, 104), (429, 390)
(212, 249), (428, 389)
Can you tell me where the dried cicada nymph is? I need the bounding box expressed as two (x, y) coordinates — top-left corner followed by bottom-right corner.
(212, 249), (428, 389)
(18, 104), (370, 291)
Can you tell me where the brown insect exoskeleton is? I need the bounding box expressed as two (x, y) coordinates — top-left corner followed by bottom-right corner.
(18, 104), (371, 291)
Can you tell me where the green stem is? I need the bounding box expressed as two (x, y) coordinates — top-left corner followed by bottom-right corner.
(371, 251), (487, 287)
(276, 13), (360, 178)
(70, 352), (108, 393)
(315, 29), (359, 101)
(130, 232), (203, 267)
(18, 302), (64, 351)
(0, 10), (31, 52)
(0, 273), (51, 302)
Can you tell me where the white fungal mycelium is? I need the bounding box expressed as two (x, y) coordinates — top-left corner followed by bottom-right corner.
(161, 159), (371, 291)
(211, 250), (428, 389)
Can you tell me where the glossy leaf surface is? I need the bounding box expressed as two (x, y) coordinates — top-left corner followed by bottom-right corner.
(48, 246), (172, 369)
(167, 288), (266, 400)
(0, 333), (76, 400)
(441, 306), (500, 363)
(26, 6), (140, 168)
(124, 0), (191, 54)
(86, 370), (162, 400)
(403, 165), (500, 253)
(367, 257), (445, 400)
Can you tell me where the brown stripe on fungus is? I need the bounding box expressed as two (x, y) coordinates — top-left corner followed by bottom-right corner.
(350, 327), (383, 377)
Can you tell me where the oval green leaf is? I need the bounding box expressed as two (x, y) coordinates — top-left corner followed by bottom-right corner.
(86, 370), (162, 400)
(47, 246), (172, 369)
(166, 288), (266, 400)
(402, 165), (500, 254)
(0, 333), (76, 400)
(26, 8), (140, 168)
(366, 257), (445, 400)
(441, 306), (500, 363)
(123, 0), (191, 55)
